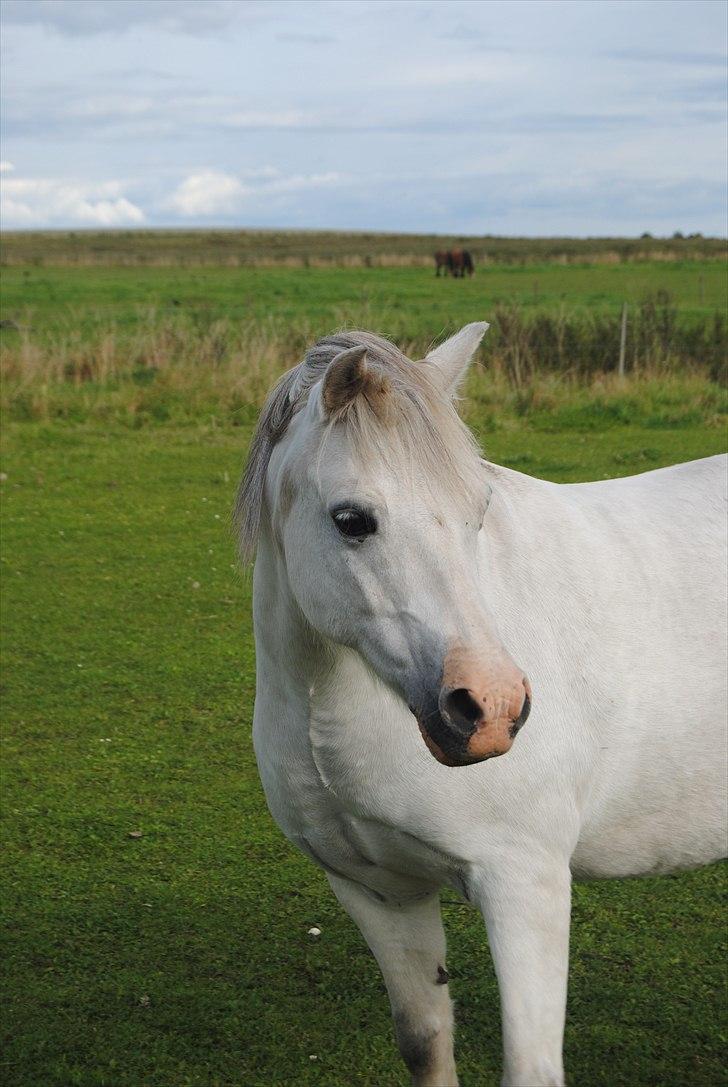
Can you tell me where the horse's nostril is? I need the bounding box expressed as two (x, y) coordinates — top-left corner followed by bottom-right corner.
(509, 691), (531, 737)
(442, 687), (482, 733)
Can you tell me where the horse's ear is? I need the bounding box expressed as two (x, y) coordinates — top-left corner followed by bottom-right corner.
(321, 345), (391, 417)
(424, 321), (489, 395)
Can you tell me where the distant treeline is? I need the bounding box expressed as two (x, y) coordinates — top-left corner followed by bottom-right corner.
(1, 229), (725, 268)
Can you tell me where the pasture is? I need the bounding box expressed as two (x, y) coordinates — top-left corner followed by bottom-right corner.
(1, 238), (726, 1086)
(2, 259), (725, 343)
(1, 259), (726, 425)
(1, 228), (725, 268)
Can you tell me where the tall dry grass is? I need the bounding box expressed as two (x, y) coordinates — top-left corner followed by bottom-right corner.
(1, 299), (725, 427)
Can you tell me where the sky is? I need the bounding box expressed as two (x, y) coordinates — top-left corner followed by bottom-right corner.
(1, 0), (726, 236)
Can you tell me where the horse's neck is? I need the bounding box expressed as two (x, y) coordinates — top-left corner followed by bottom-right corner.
(252, 525), (349, 704)
(478, 467), (548, 594)
(476, 466), (595, 640)
(253, 530), (314, 695)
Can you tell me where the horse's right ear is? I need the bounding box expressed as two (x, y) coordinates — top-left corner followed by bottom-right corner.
(321, 345), (391, 418)
(425, 321), (489, 395)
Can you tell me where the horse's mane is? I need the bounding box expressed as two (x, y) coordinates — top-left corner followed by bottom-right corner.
(234, 330), (482, 560)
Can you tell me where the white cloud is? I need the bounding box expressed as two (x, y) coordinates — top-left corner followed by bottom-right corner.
(240, 166), (280, 180)
(222, 110), (317, 130)
(276, 31), (337, 45)
(389, 56), (529, 89)
(164, 168), (345, 217)
(66, 95), (156, 119)
(0, 175), (145, 227)
(267, 172), (343, 193)
(0, 161), (15, 174)
(165, 170), (248, 217)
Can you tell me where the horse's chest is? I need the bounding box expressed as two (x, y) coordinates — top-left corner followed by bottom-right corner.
(254, 704), (461, 900)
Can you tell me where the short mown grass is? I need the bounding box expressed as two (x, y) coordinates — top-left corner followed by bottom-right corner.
(2, 415), (726, 1087)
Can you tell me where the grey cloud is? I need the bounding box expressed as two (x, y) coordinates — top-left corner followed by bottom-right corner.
(665, 77), (728, 104)
(2, 0), (725, 235)
(3, 158), (724, 234)
(105, 68), (185, 83)
(441, 20), (520, 51)
(141, 169), (725, 235)
(336, 171), (727, 228)
(276, 32), (338, 45)
(1, 79), (707, 143)
(606, 48), (727, 68)
(1, 0), (269, 36)
(685, 108), (728, 124)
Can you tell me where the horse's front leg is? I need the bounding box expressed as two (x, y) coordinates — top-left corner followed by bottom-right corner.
(327, 872), (458, 1087)
(470, 852), (571, 1087)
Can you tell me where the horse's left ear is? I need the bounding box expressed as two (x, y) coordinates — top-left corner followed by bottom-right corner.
(424, 321), (490, 395)
(321, 344), (391, 418)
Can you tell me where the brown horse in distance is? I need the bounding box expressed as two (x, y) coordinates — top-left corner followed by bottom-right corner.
(434, 249), (475, 277)
(434, 250), (451, 276)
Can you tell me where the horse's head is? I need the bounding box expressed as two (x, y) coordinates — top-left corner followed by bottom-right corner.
(238, 324), (530, 767)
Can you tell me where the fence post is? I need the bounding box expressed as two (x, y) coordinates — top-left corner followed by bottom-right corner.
(618, 302), (628, 377)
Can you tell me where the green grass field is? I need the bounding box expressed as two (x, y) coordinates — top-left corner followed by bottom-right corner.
(1, 239), (726, 1086)
(2, 261), (726, 337)
(2, 417), (726, 1087)
(2, 259), (726, 425)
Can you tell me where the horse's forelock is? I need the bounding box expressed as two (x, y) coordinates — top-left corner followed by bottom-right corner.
(234, 330), (482, 560)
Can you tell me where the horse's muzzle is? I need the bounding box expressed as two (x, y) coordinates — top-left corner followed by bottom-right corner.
(415, 674), (531, 768)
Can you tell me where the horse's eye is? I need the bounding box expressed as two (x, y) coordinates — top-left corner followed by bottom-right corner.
(331, 506), (377, 540)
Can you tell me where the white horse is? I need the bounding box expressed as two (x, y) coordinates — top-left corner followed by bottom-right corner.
(236, 323), (727, 1086)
